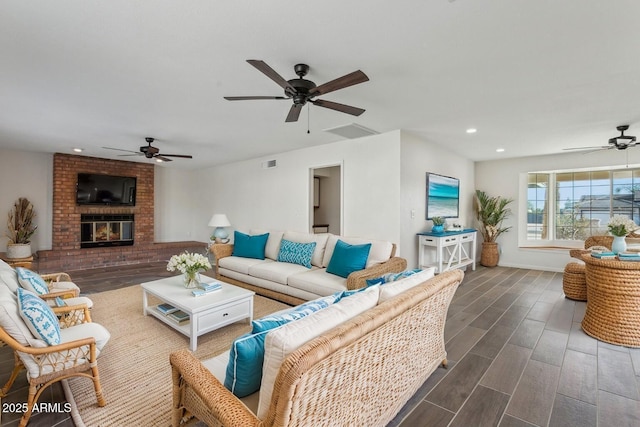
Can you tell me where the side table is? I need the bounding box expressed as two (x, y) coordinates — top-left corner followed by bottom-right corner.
(0, 252), (34, 269)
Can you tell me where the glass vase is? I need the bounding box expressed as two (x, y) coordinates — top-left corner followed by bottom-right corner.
(183, 271), (201, 289)
(611, 236), (627, 255)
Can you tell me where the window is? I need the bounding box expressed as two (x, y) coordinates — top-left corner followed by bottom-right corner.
(523, 167), (640, 246)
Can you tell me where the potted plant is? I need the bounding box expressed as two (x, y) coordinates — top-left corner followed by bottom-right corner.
(474, 190), (513, 267)
(431, 216), (445, 233)
(5, 197), (37, 259)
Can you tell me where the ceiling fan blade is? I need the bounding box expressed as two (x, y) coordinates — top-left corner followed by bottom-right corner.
(102, 146), (139, 154)
(118, 154), (144, 157)
(285, 104), (303, 122)
(158, 154), (193, 159)
(562, 146), (611, 151)
(247, 60), (297, 93)
(154, 155), (173, 162)
(308, 70), (369, 97)
(310, 99), (365, 116)
(224, 96), (289, 101)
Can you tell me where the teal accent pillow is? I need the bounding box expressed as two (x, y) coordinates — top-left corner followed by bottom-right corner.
(224, 330), (269, 397)
(251, 294), (336, 333)
(16, 267), (49, 295)
(326, 240), (372, 278)
(366, 269), (423, 286)
(16, 288), (61, 345)
(232, 231), (269, 260)
(277, 239), (316, 269)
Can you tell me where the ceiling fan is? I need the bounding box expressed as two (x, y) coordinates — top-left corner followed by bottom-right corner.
(564, 125), (637, 152)
(103, 137), (193, 162)
(224, 60), (369, 122)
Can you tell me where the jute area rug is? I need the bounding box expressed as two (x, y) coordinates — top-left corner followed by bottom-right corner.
(67, 284), (289, 426)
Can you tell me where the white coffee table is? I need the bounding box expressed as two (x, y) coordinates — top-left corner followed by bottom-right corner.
(141, 275), (254, 351)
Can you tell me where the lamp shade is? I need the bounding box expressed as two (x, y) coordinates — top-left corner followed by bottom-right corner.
(208, 214), (231, 228)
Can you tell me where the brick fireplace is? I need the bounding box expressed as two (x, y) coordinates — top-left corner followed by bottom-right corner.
(36, 154), (204, 272)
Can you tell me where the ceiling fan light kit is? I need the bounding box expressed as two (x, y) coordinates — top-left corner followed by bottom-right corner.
(224, 60), (369, 123)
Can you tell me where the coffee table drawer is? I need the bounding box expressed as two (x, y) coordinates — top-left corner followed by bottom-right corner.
(198, 299), (252, 330)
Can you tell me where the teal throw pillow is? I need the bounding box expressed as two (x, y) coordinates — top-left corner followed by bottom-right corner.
(16, 267), (49, 295)
(326, 239), (372, 278)
(16, 288), (61, 345)
(232, 231), (269, 260)
(224, 330), (269, 397)
(251, 294), (336, 333)
(366, 269), (423, 287)
(277, 239), (316, 269)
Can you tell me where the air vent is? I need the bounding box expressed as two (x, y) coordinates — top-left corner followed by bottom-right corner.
(262, 159), (277, 169)
(323, 123), (379, 139)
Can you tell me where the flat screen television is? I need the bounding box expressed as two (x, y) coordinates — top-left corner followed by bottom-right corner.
(76, 173), (137, 206)
(426, 172), (460, 219)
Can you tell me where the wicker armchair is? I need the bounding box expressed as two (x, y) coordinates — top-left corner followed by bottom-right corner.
(563, 235), (620, 301)
(0, 297), (109, 427)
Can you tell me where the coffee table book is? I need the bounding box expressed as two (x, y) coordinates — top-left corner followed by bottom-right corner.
(156, 303), (178, 315)
(168, 310), (190, 324)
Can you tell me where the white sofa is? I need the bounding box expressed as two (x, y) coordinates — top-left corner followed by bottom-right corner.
(211, 230), (407, 305)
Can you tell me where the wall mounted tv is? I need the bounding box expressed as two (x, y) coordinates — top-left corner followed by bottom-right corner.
(76, 173), (137, 206)
(426, 172), (460, 219)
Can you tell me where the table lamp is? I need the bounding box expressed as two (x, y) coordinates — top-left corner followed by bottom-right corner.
(208, 214), (231, 243)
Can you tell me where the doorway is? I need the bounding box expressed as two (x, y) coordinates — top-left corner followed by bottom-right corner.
(310, 165), (342, 234)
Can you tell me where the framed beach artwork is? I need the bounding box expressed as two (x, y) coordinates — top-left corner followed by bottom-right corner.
(426, 172), (460, 219)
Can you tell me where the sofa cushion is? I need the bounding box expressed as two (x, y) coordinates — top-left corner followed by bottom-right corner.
(326, 239), (372, 278)
(277, 239), (316, 269)
(257, 284), (380, 419)
(224, 330), (270, 397)
(232, 231), (269, 260)
(219, 256), (273, 275)
(17, 288), (61, 345)
(16, 267), (49, 295)
(283, 231), (329, 268)
(322, 235), (393, 268)
(378, 267), (436, 303)
(250, 229), (284, 260)
(287, 268), (348, 296)
(251, 294), (336, 333)
(248, 261), (313, 286)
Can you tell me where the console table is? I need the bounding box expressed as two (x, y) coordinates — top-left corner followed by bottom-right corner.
(417, 229), (477, 274)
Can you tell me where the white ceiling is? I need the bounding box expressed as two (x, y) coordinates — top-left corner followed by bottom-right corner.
(2, 1), (640, 170)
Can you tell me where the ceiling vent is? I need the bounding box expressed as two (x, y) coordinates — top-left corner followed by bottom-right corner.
(262, 159), (277, 169)
(323, 123), (379, 139)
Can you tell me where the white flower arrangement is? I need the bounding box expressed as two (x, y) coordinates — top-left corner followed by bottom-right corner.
(166, 252), (212, 274)
(607, 215), (639, 237)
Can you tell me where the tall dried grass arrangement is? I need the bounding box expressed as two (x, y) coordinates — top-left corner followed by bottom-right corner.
(6, 198), (37, 244)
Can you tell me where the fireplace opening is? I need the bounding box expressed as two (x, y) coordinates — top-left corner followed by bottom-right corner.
(81, 214), (134, 248)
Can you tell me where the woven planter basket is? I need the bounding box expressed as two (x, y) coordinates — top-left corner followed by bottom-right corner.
(480, 242), (499, 267)
(562, 262), (587, 301)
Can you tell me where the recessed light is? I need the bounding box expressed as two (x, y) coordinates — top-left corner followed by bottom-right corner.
(466, 128), (477, 134)
(496, 148), (505, 153)
(72, 148), (83, 153)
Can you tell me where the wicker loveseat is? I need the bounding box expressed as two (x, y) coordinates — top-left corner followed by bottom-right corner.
(170, 269), (464, 427)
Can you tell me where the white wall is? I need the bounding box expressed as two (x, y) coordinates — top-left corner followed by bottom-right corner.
(194, 131), (402, 246)
(400, 131), (476, 268)
(0, 148), (53, 252)
(475, 148), (640, 271)
(154, 167), (198, 242)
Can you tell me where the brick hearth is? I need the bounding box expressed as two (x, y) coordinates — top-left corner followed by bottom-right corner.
(36, 154), (204, 273)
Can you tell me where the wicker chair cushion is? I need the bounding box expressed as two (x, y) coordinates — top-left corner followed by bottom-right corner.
(20, 321), (111, 378)
(257, 284), (381, 419)
(0, 270), (20, 292)
(17, 288), (61, 345)
(16, 267), (49, 294)
(0, 284), (35, 346)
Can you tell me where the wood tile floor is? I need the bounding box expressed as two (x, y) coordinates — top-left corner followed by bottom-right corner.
(1, 263), (639, 426)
